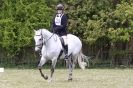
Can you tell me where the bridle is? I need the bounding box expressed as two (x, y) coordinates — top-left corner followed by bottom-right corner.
(35, 34), (43, 48)
(35, 30), (54, 48)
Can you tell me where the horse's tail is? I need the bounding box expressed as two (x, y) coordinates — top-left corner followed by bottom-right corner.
(78, 51), (88, 70)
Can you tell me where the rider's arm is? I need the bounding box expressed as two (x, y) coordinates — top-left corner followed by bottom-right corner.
(60, 14), (68, 29)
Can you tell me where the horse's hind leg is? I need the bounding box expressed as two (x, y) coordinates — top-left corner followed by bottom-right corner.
(68, 55), (77, 81)
(49, 57), (57, 82)
(68, 56), (73, 81)
(38, 56), (48, 80)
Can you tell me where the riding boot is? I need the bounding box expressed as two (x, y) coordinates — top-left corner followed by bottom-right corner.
(64, 44), (68, 60)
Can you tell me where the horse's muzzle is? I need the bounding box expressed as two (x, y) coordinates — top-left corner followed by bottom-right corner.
(35, 47), (40, 52)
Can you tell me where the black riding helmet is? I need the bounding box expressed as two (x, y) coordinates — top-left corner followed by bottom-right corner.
(56, 4), (64, 10)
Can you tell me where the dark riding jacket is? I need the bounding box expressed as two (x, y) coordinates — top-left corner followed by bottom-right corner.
(51, 13), (68, 36)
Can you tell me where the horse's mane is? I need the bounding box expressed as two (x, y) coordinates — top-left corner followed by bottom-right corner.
(39, 28), (53, 36)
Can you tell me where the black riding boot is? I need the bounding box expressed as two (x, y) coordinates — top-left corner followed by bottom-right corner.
(64, 44), (68, 60)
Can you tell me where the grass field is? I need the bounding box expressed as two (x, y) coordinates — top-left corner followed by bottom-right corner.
(0, 68), (133, 88)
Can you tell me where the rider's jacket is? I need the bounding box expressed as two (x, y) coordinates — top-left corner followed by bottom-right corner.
(52, 13), (68, 36)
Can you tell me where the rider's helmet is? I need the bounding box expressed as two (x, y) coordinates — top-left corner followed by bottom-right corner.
(56, 4), (64, 10)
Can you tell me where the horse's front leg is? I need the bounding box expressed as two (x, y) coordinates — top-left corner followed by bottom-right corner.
(38, 56), (48, 80)
(49, 57), (57, 82)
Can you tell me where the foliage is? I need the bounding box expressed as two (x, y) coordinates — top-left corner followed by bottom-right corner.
(0, 0), (133, 65)
(65, 0), (114, 43)
(107, 2), (133, 42)
(64, 0), (133, 44)
(0, 0), (53, 56)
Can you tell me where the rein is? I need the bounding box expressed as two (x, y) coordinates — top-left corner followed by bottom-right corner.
(44, 33), (54, 44)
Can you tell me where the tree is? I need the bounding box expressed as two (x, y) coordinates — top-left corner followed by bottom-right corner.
(0, 0), (53, 57)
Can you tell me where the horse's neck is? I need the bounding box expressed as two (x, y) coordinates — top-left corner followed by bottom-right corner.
(41, 29), (61, 48)
(42, 29), (52, 38)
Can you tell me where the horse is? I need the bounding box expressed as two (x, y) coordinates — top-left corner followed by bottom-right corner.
(34, 29), (87, 82)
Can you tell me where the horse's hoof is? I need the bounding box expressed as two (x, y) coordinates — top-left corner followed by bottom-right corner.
(68, 78), (72, 81)
(44, 74), (48, 80)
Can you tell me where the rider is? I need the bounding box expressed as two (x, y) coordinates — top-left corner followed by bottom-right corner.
(51, 3), (68, 60)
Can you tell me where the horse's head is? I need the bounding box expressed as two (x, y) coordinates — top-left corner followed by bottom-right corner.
(34, 30), (43, 52)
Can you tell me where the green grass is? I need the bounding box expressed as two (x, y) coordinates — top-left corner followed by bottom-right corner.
(0, 69), (133, 88)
